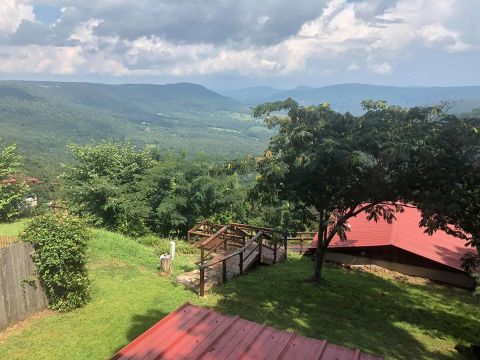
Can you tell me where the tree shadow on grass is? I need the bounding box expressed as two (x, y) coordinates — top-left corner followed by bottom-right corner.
(112, 308), (169, 355)
(117, 256), (479, 359)
(208, 256), (479, 360)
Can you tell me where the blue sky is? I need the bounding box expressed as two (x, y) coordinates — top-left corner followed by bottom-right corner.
(0, 0), (479, 89)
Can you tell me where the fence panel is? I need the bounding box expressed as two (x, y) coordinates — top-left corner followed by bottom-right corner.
(0, 235), (19, 249)
(0, 243), (48, 330)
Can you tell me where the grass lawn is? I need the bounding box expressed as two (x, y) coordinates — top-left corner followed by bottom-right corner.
(0, 220), (28, 236)
(0, 223), (479, 359)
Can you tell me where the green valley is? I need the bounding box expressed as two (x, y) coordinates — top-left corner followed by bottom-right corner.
(0, 81), (271, 177)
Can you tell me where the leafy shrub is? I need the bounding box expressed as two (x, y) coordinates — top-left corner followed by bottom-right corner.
(136, 235), (161, 247)
(176, 240), (198, 255)
(153, 241), (171, 256)
(21, 212), (92, 312)
(137, 235), (197, 255)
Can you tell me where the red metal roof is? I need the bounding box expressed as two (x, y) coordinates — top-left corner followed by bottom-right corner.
(111, 303), (381, 360)
(309, 207), (472, 271)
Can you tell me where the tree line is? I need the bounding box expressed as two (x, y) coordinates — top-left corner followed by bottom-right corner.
(1, 99), (479, 290)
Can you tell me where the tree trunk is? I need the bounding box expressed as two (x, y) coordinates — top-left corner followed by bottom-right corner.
(313, 244), (327, 281)
(313, 211), (327, 281)
(312, 203), (373, 281)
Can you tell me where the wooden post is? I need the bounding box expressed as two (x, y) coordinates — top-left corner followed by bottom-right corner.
(273, 242), (277, 264)
(201, 248), (205, 264)
(199, 267), (205, 297)
(258, 235), (263, 261)
(239, 251), (244, 275)
(222, 259), (227, 283)
(160, 255), (172, 274)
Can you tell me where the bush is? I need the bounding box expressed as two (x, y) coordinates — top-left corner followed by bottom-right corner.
(176, 240), (198, 255)
(136, 235), (197, 255)
(21, 212), (92, 312)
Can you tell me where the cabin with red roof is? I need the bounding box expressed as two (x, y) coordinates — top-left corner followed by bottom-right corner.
(308, 207), (475, 288)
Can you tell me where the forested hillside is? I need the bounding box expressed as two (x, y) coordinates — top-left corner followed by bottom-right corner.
(0, 81), (271, 177)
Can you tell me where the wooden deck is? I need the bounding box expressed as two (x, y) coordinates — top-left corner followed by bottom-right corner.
(176, 245), (285, 293)
(176, 222), (287, 295)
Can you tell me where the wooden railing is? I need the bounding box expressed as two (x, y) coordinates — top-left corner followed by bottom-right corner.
(287, 231), (316, 254)
(0, 235), (19, 249)
(187, 220), (225, 243)
(229, 223), (282, 239)
(190, 219), (315, 255)
(198, 230), (260, 296)
(198, 231), (289, 296)
(188, 220), (305, 296)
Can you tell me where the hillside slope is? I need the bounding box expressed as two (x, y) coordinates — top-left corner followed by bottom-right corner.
(0, 81), (270, 176)
(0, 223), (478, 360)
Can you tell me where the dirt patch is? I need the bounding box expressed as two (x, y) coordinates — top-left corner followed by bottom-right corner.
(331, 262), (433, 286)
(0, 310), (53, 343)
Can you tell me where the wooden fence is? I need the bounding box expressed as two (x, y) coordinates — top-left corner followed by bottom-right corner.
(0, 242), (48, 331)
(0, 235), (19, 249)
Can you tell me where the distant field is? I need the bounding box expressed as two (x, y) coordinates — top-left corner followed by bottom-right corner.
(0, 223), (478, 359)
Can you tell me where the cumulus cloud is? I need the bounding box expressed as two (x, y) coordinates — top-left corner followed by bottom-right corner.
(0, 0), (35, 36)
(0, 45), (83, 74)
(0, 0), (477, 81)
(419, 24), (470, 52)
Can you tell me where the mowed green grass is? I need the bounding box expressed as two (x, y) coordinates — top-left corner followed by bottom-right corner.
(0, 220), (28, 236)
(0, 223), (479, 360)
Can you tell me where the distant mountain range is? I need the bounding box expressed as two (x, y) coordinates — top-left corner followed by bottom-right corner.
(218, 83), (480, 114)
(2, 80), (480, 178)
(0, 81), (270, 177)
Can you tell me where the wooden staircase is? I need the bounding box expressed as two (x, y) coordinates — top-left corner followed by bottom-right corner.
(176, 222), (287, 296)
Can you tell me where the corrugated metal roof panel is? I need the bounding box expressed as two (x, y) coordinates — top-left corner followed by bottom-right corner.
(389, 208), (470, 271)
(111, 303), (382, 360)
(308, 207), (472, 271)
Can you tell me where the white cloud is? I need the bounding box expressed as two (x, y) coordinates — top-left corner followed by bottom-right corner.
(0, 45), (83, 74)
(0, 0), (477, 80)
(69, 19), (103, 45)
(0, 0), (35, 36)
(369, 62), (392, 75)
(419, 24), (470, 52)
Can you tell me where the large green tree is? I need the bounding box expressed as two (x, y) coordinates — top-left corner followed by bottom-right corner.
(253, 99), (450, 280)
(412, 114), (480, 248)
(61, 141), (154, 236)
(410, 114), (480, 291)
(141, 153), (248, 236)
(0, 142), (29, 221)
